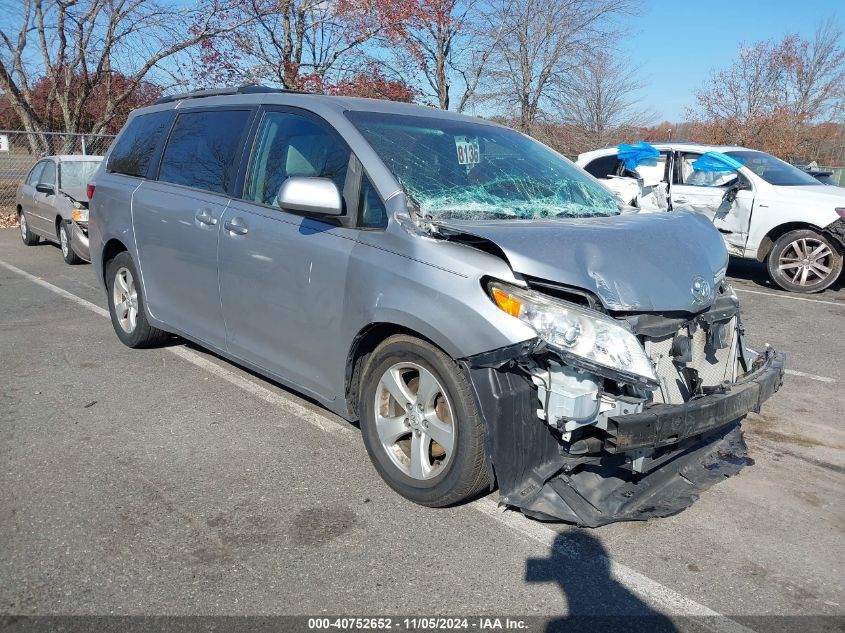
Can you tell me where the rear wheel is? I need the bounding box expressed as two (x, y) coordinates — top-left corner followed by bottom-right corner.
(767, 229), (843, 293)
(106, 251), (169, 348)
(18, 209), (39, 246)
(359, 335), (490, 507)
(58, 222), (83, 265)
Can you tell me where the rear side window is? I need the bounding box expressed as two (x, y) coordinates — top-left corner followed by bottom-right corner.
(583, 154), (619, 178)
(158, 109), (251, 194)
(107, 110), (173, 177)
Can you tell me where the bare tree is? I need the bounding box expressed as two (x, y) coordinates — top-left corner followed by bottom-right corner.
(690, 18), (845, 160)
(554, 51), (653, 149)
(197, 0), (418, 90)
(482, 0), (632, 135)
(0, 0), (244, 151)
(389, 0), (504, 111)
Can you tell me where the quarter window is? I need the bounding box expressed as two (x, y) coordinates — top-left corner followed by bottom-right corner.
(358, 176), (387, 228)
(244, 112), (349, 208)
(107, 110), (173, 178)
(158, 109), (251, 194)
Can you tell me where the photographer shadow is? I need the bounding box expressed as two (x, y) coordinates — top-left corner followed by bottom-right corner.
(525, 532), (678, 633)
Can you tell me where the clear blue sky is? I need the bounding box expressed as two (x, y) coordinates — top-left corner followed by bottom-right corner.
(624, 0), (844, 122)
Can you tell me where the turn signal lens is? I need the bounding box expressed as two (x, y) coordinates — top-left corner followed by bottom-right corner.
(86, 183), (95, 200)
(491, 286), (523, 317)
(71, 210), (83, 221)
(836, 207), (845, 219)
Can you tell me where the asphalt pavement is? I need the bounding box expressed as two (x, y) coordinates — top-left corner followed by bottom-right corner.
(0, 228), (843, 632)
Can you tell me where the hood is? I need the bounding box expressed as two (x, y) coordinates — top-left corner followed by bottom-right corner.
(59, 187), (89, 205)
(435, 211), (729, 313)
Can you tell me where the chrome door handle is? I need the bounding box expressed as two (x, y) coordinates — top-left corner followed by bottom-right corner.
(224, 218), (249, 235)
(195, 209), (218, 226)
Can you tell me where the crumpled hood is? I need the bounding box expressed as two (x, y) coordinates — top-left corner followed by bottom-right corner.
(436, 211), (729, 312)
(59, 187), (89, 205)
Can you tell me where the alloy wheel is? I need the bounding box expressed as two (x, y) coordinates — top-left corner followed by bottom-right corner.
(374, 362), (455, 481)
(19, 212), (27, 239)
(778, 237), (834, 287)
(60, 224), (69, 257)
(113, 267), (139, 333)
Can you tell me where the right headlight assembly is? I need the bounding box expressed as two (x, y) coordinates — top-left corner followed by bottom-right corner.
(487, 281), (658, 388)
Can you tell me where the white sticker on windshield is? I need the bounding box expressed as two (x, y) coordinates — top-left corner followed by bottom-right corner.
(455, 136), (480, 165)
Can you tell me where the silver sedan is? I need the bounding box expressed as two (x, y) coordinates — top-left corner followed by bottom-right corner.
(16, 155), (103, 264)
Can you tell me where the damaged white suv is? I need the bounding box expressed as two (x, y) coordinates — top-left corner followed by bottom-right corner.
(578, 143), (845, 293)
(91, 89), (785, 527)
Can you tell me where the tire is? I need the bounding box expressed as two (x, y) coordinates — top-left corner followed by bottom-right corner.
(58, 221), (83, 265)
(359, 334), (490, 507)
(18, 209), (39, 246)
(767, 229), (843, 293)
(105, 251), (169, 348)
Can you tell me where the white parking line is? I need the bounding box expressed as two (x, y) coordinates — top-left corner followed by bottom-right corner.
(734, 286), (844, 307)
(784, 368), (837, 384)
(0, 257), (756, 629)
(0, 258), (352, 436)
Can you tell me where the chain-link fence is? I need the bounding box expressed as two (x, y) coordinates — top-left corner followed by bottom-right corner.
(0, 130), (115, 227)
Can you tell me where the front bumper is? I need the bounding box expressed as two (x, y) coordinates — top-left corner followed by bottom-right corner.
(69, 221), (90, 262)
(463, 347), (785, 527)
(606, 350), (785, 452)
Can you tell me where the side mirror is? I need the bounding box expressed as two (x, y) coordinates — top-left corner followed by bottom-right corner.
(277, 177), (343, 216)
(35, 183), (54, 195)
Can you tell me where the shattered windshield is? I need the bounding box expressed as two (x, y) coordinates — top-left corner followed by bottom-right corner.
(346, 112), (619, 220)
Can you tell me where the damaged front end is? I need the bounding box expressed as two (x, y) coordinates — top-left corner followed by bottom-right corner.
(462, 280), (785, 527)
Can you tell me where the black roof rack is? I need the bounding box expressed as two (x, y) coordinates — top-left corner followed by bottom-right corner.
(154, 84), (306, 105)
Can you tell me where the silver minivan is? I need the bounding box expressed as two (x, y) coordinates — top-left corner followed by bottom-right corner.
(89, 87), (785, 527)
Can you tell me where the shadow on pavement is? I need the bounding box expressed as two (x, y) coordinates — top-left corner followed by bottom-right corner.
(525, 532), (678, 633)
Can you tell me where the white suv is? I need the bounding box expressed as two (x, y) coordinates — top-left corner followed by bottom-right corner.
(577, 143), (845, 293)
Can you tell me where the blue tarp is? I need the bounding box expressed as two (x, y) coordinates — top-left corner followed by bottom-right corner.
(692, 151), (744, 172)
(617, 141), (659, 170)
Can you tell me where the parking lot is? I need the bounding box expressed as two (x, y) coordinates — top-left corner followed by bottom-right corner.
(1, 227), (843, 631)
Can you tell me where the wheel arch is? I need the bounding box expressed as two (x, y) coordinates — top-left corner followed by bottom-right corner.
(344, 322), (452, 420)
(101, 238), (129, 285)
(756, 222), (833, 261)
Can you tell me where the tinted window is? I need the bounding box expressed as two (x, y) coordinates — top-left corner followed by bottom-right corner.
(158, 109), (251, 194)
(244, 112), (349, 207)
(584, 154), (619, 178)
(725, 150), (821, 186)
(358, 176), (387, 228)
(40, 161), (56, 186)
(107, 110), (173, 177)
(26, 161), (45, 185)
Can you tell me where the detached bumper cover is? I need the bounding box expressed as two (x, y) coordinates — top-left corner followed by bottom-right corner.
(606, 350), (785, 452)
(70, 221), (90, 262)
(463, 348), (785, 528)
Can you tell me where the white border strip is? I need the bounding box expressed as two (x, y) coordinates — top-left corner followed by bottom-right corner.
(734, 287), (844, 307)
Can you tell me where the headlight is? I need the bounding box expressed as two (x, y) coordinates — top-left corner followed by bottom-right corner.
(488, 281), (658, 388)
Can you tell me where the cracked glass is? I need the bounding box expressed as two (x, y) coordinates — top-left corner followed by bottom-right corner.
(347, 112), (619, 221)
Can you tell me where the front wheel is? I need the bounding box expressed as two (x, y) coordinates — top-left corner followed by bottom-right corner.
(359, 335), (490, 507)
(18, 209), (39, 246)
(106, 251), (169, 348)
(767, 229), (843, 293)
(58, 222), (83, 265)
